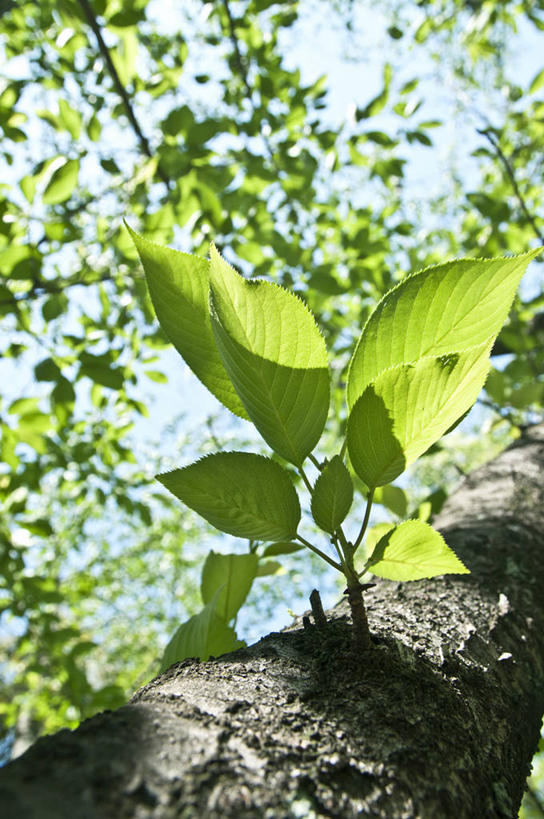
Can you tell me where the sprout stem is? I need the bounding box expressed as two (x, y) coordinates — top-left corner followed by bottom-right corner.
(298, 466), (313, 493)
(295, 534), (342, 571)
(353, 488), (374, 552)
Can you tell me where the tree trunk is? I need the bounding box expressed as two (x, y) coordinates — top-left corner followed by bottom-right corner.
(1, 426), (543, 819)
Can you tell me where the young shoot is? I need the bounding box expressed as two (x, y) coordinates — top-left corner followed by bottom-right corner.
(129, 224), (540, 654)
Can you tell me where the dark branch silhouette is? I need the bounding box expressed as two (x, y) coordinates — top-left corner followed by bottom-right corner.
(77, 0), (170, 188)
(477, 127), (544, 244)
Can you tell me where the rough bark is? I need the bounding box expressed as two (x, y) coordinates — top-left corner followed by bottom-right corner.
(1, 426), (544, 819)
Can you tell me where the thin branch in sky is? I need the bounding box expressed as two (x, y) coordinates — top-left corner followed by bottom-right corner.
(77, 0), (171, 189)
(477, 127), (544, 244)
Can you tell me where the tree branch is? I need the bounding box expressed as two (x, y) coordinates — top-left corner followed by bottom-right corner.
(2, 427), (544, 816)
(0, 269), (144, 308)
(77, 0), (170, 188)
(477, 128), (544, 244)
(221, 0), (253, 98)
(219, 0), (282, 176)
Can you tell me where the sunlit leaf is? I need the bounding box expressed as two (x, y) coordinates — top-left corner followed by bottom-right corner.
(128, 228), (248, 418)
(255, 560), (282, 577)
(159, 593), (243, 672)
(209, 244), (330, 465)
(366, 519), (469, 580)
(347, 249), (541, 409)
(347, 345), (491, 487)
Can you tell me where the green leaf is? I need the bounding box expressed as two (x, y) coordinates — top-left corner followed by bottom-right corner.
(144, 369), (168, 384)
(127, 227), (248, 419)
(263, 541), (303, 556)
(256, 560), (282, 577)
(79, 359), (124, 390)
(366, 519), (469, 581)
(209, 244), (330, 465)
(529, 68), (544, 94)
(42, 159), (79, 205)
(373, 484), (407, 517)
(58, 99), (82, 140)
(311, 455), (353, 533)
(201, 551), (258, 622)
(52, 376), (75, 404)
(42, 293), (68, 321)
(159, 593), (243, 672)
(157, 451), (301, 540)
(356, 62), (391, 119)
(34, 358), (61, 382)
(347, 345), (491, 487)
(363, 523), (395, 556)
(347, 249), (541, 409)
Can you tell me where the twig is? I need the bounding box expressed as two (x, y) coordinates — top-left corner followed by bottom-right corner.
(221, 0), (252, 98)
(0, 269), (144, 308)
(219, 0), (281, 174)
(77, 0), (170, 188)
(309, 589), (327, 629)
(295, 534), (342, 571)
(477, 128), (544, 244)
(353, 488), (374, 551)
(298, 465), (313, 493)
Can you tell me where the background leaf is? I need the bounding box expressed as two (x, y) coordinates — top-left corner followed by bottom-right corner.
(42, 159), (79, 205)
(373, 484), (407, 517)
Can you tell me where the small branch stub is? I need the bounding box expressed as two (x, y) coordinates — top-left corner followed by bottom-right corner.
(310, 588), (327, 629)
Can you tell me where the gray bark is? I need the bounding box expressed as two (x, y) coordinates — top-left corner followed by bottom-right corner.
(1, 426), (544, 819)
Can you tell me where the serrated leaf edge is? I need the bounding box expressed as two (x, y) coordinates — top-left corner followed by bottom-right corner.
(347, 248), (542, 405)
(367, 519), (470, 579)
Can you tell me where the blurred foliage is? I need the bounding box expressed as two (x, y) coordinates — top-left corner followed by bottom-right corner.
(0, 0), (542, 802)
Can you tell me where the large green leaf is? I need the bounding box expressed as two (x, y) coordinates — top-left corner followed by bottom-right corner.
(157, 451), (301, 540)
(201, 551), (258, 622)
(347, 344), (491, 487)
(311, 455), (353, 533)
(347, 249), (541, 408)
(159, 593), (243, 672)
(127, 228), (248, 418)
(366, 519), (469, 580)
(209, 245), (330, 465)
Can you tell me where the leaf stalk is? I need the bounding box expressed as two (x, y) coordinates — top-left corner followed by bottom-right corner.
(353, 488), (374, 552)
(295, 534), (342, 571)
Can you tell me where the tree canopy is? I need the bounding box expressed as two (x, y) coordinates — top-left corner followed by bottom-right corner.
(0, 0), (543, 810)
